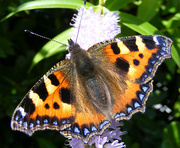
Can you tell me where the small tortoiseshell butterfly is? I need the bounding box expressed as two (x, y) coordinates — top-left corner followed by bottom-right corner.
(11, 6), (172, 144)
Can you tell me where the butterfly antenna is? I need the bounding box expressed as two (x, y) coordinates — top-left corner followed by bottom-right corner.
(24, 29), (66, 46)
(75, 0), (87, 44)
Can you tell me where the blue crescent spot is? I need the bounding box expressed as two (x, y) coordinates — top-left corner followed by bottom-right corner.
(18, 120), (22, 124)
(134, 102), (141, 108)
(162, 42), (166, 46)
(66, 127), (71, 131)
(139, 93), (145, 101)
(156, 55), (160, 59)
(144, 74), (148, 78)
(23, 122), (27, 127)
(62, 120), (66, 124)
(160, 51), (165, 55)
(83, 128), (90, 136)
(127, 107), (132, 114)
(151, 60), (156, 64)
(141, 77), (145, 82)
(53, 121), (57, 125)
(100, 121), (110, 130)
(148, 68), (152, 73)
(74, 126), (80, 134)
(157, 37), (165, 45)
(142, 85), (149, 92)
(29, 123), (34, 128)
(36, 120), (40, 125)
(43, 119), (48, 124)
(114, 112), (126, 119)
(91, 126), (97, 131)
(162, 46), (166, 51)
(15, 115), (18, 121)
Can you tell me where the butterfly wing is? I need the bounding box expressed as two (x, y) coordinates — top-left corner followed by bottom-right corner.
(60, 35), (172, 143)
(11, 60), (76, 135)
(88, 35), (172, 121)
(11, 54), (110, 143)
(11, 35), (172, 144)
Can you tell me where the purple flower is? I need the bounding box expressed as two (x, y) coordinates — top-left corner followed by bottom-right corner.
(68, 121), (126, 148)
(66, 6), (120, 59)
(102, 120), (127, 143)
(70, 6), (120, 49)
(89, 136), (108, 148)
(104, 140), (126, 148)
(68, 138), (85, 148)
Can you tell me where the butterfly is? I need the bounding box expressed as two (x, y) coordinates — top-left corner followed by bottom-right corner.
(11, 33), (172, 143)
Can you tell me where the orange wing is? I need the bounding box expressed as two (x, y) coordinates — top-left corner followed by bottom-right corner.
(101, 35), (172, 83)
(11, 58), (109, 143)
(11, 35), (172, 143)
(11, 60), (75, 135)
(89, 35), (172, 121)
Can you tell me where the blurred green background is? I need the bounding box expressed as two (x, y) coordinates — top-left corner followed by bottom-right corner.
(0, 0), (180, 148)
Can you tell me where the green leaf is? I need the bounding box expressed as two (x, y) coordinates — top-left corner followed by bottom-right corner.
(105, 0), (134, 10)
(120, 12), (161, 35)
(162, 121), (180, 148)
(1, 0), (94, 21)
(161, 13), (180, 68)
(174, 97), (180, 118)
(29, 28), (71, 71)
(171, 45), (180, 68)
(162, 13), (180, 29)
(137, 0), (162, 21)
(37, 137), (56, 148)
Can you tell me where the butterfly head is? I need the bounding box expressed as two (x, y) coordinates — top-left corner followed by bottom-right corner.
(68, 39), (81, 54)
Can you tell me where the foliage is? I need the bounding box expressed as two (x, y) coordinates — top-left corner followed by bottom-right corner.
(0, 0), (179, 148)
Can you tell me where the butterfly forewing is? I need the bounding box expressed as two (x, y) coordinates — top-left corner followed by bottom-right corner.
(89, 35), (172, 84)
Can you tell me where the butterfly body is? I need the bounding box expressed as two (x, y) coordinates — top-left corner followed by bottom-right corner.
(11, 35), (172, 143)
